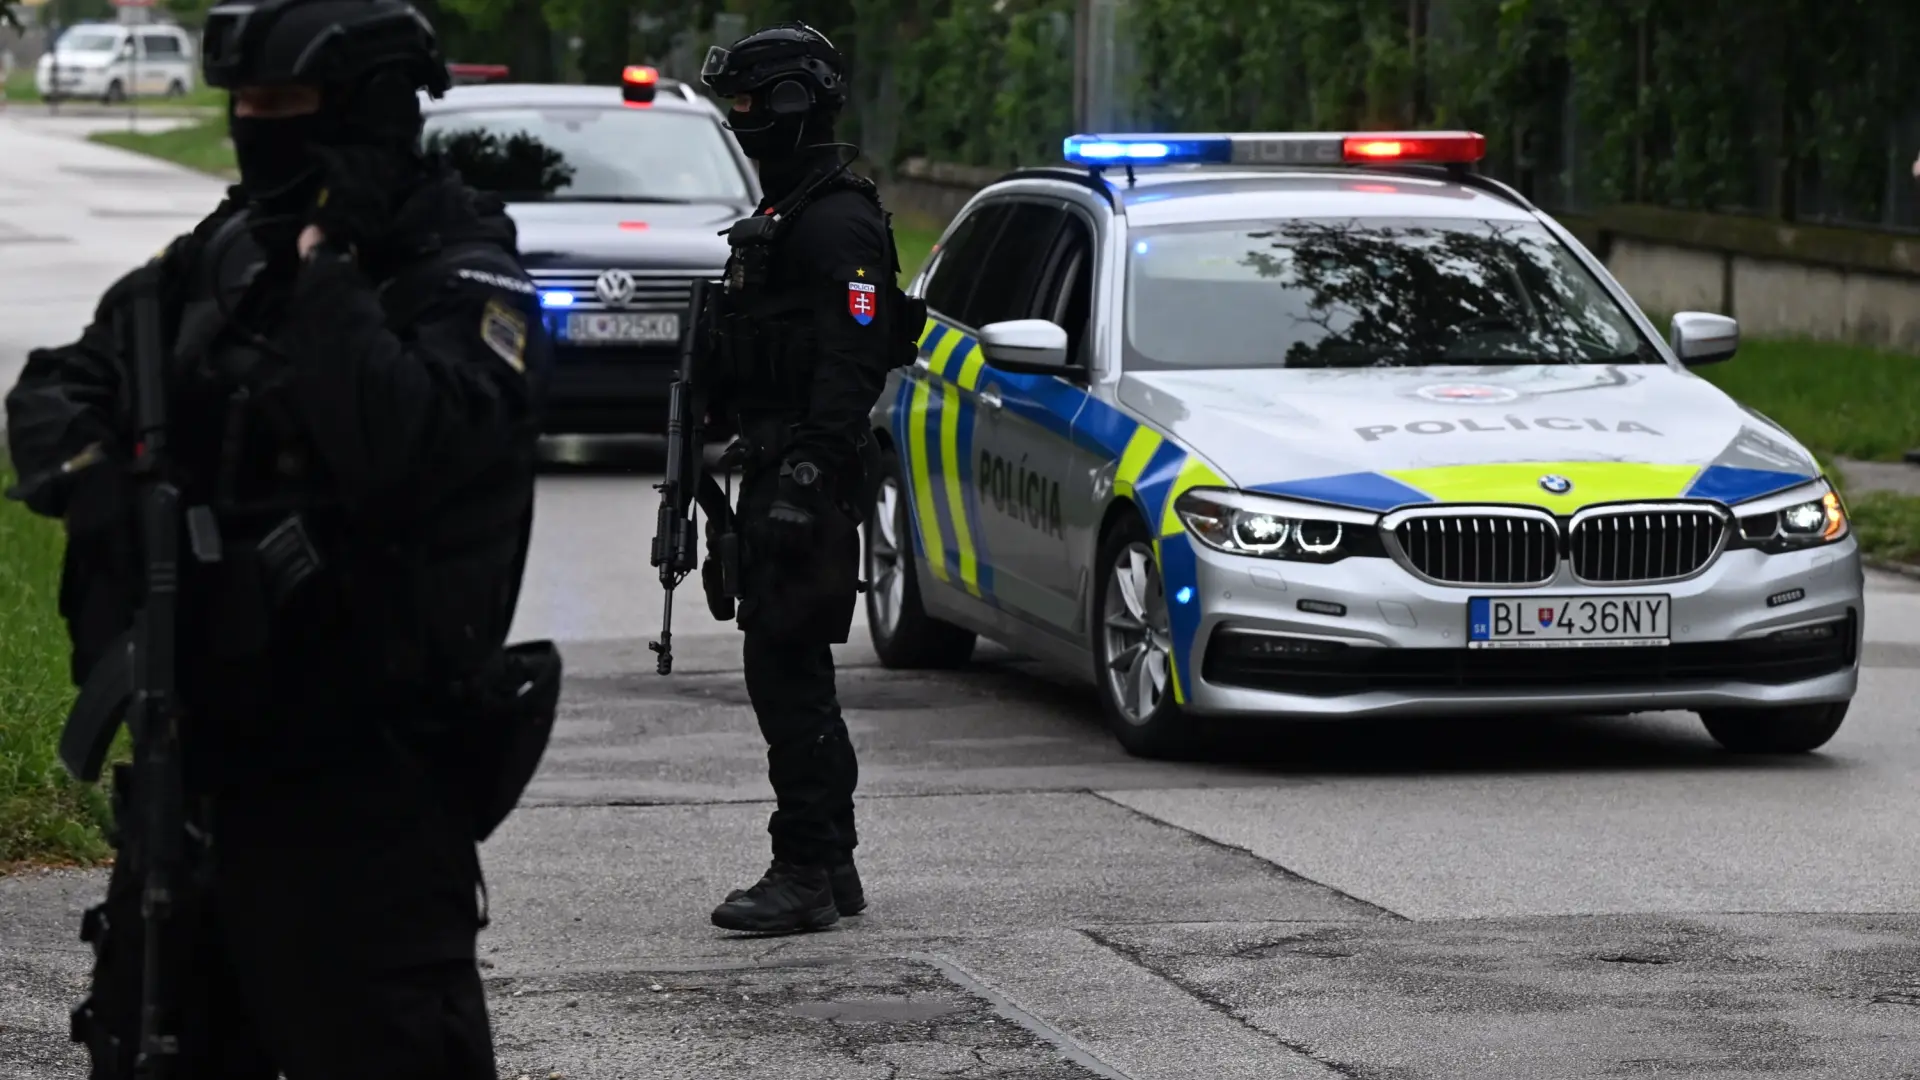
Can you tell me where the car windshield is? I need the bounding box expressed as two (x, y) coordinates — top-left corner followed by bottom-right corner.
(420, 106), (751, 203)
(1124, 216), (1659, 369)
(59, 30), (121, 53)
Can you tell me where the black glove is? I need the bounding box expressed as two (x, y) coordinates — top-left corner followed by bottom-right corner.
(306, 144), (416, 257)
(765, 460), (823, 554)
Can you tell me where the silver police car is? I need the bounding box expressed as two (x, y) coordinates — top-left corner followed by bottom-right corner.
(864, 130), (1865, 759)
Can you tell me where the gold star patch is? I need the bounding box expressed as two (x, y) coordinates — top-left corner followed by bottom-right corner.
(855, 267), (867, 278)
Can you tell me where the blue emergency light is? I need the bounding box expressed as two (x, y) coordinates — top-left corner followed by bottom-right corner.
(540, 290), (576, 309)
(1063, 131), (1486, 170)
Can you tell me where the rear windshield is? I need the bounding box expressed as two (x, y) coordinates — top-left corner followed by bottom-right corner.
(421, 106), (751, 203)
(1124, 216), (1659, 370)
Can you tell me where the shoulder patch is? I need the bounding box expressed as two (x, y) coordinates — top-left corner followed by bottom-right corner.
(480, 298), (528, 373)
(457, 267), (537, 295)
(847, 281), (878, 326)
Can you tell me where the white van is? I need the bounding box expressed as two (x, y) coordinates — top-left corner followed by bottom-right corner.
(35, 23), (197, 104)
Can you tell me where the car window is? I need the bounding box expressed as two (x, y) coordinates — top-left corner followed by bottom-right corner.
(140, 34), (183, 58)
(1033, 212), (1094, 365)
(965, 202), (1067, 330)
(921, 204), (1005, 328)
(1123, 216), (1659, 370)
(59, 29), (122, 54)
(419, 107), (752, 203)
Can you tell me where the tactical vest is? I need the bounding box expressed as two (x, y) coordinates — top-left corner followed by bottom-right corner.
(168, 211), (538, 703)
(707, 164), (926, 420)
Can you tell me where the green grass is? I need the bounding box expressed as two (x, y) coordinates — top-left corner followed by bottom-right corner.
(1695, 337), (1920, 462)
(6, 67), (227, 110)
(90, 114), (236, 178)
(1691, 336), (1919, 566)
(1848, 490), (1920, 566)
(0, 458), (113, 869)
(894, 214), (943, 282)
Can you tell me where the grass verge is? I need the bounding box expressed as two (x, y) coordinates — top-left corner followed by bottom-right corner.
(0, 456), (112, 869)
(1691, 335), (1919, 567)
(6, 67), (227, 110)
(1696, 337), (1920, 462)
(90, 114), (236, 179)
(893, 213), (943, 283)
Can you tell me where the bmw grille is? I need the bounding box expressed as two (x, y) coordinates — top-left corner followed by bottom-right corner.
(1387, 503), (1728, 587)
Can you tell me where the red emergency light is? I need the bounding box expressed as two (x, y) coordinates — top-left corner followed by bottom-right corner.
(622, 65), (659, 106)
(446, 63), (510, 85)
(1342, 132), (1486, 164)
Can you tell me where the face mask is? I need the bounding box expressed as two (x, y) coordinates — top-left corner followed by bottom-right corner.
(726, 109), (806, 162)
(230, 112), (327, 207)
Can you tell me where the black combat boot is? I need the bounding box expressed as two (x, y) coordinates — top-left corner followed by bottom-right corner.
(726, 856), (866, 916)
(828, 858), (866, 916)
(711, 861), (839, 933)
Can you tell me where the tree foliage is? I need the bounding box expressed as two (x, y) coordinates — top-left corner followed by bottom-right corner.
(415, 0), (1920, 226)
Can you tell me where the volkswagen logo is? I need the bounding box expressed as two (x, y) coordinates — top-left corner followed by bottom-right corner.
(594, 269), (637, 307)
(1538, 474), (1573, 495)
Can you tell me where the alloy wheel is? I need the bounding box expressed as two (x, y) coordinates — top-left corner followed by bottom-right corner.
(1102, 542), (1172, 726)
(866, 477), (906, 639)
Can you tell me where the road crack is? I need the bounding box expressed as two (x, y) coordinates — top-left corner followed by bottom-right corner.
(1079, 929), (1374, 1080)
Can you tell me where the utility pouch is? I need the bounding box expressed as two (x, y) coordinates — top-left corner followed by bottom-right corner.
(459, 641), (563, 843)
(256, 513), (323, 610)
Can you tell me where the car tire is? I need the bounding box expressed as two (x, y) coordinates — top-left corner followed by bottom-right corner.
(165, 79), (186, 97)
(864, 444), (975, 669)
(1091, 512), (1197, 759)
(1698, 702), (1849, 754)
(102, 80), (124, 104)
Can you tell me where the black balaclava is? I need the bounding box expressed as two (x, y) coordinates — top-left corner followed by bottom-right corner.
(731, 79), (839, 199)
(232, 70), (423, 212)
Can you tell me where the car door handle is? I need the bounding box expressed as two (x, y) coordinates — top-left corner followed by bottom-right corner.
(979, 388), (1004, 410)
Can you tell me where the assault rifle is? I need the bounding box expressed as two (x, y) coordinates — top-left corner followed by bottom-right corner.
(649, 277), (737, 675)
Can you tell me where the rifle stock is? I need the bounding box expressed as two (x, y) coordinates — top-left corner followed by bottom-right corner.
(126, 265), (185, 1077)
(648, 278), (716, 675)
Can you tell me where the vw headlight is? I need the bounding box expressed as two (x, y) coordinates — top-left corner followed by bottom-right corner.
(1173, 489), (1384, 563)
(1731, 480), (1849, 553)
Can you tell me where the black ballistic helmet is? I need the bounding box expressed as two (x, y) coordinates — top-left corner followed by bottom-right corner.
(701, 21), (847, 111)
(201, 0), (452, 98)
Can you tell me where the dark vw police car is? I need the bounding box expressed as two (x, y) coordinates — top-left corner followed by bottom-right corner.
(421, 66), (761, 434)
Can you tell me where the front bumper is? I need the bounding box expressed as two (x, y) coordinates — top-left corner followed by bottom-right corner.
(38, 68), (110, 97)
(1177, 537), (1865, 719)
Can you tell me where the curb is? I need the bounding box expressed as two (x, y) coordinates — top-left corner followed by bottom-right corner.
(1866, 558), (1920, 581)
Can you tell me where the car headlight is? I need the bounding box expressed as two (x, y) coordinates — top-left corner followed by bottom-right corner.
(1173, 489), (1385, 563)
(1730, 481), (1849, 553)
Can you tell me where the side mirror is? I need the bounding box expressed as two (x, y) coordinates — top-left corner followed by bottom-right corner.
(978, 319), (1075, 378)
(1670, 312), (1738, 367)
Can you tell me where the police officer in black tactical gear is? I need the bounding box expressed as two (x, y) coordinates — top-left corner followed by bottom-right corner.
(3, 0), (558, 1074)
(698, 22), (924, 935)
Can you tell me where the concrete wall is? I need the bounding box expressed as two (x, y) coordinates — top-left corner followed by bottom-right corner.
(877, 161), (1920, 354)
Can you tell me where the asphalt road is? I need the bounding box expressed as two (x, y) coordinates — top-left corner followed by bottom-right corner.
(5, 116), (1920, 1080)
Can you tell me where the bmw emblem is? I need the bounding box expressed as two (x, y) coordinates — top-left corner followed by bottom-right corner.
(1539, 474), (1573, 495)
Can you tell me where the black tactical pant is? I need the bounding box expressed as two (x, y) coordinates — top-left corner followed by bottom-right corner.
(74, 737), (496, 1079)
(743, 631), (860, 865)
(731, 444), (863, 868)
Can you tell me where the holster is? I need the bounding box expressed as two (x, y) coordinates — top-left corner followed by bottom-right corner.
(452, 640), (564, 842)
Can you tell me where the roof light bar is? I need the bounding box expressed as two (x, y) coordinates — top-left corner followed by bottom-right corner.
(1062, 131), (1486, 170)
(622, 65), (659, 106)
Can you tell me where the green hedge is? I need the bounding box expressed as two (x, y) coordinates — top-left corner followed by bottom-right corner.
(666, 0), (1920, 230)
